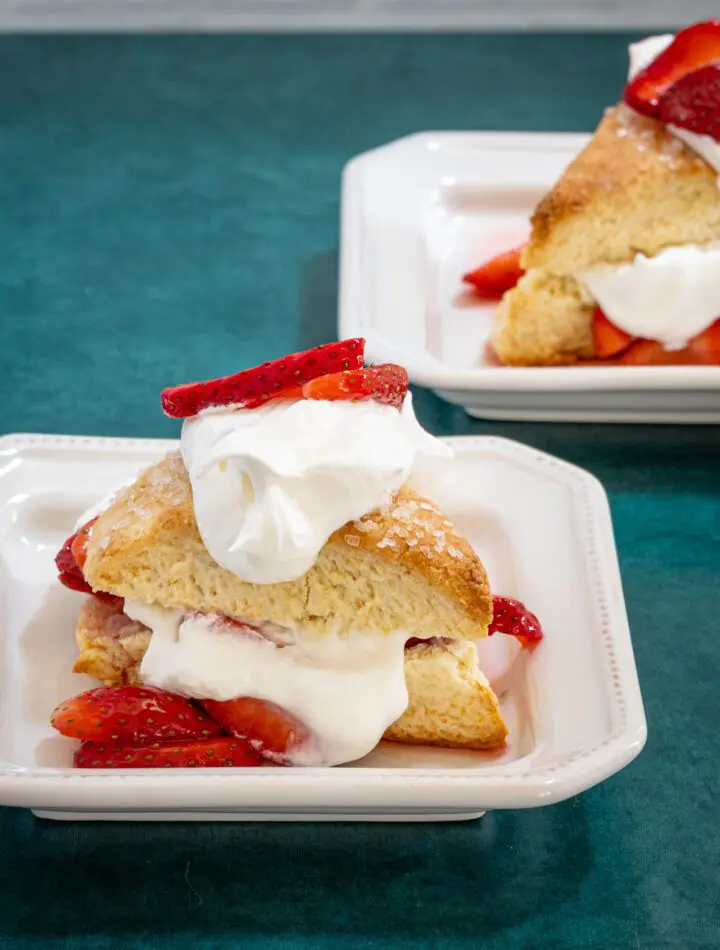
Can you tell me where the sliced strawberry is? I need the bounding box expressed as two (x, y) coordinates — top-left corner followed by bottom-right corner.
(592, 307), (634, 359)
(57, 568), (122, 607)
(56, 518), (96, 578)
(70, 517), (97, 571)
(93, 591), (125, 607)
(618, 320), (720, 365)
(57, 570), (94, 595)
(489, 596), (543, 648)
(74, 737), (262, 768)
(405, 637), (429, 649)
(161, 338), (366, 418)
(202, 697), (311, 763)
(51, 686), (223, 743)
(265, 384), (305, 405)
(624, 20), (720, 117)
(404, 636), (452, 649)
(56, 518), (123, 606)
(658, 64), (720, 142)
(302, 364), (409, 409)
(463, 246), (525, 299)
(55, 531), (82, 577)
(57, 522), (93, 595)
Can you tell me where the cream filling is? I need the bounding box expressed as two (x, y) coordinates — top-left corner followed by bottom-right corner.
(127, 600), (409, 767)
(576, 243), (720, 350)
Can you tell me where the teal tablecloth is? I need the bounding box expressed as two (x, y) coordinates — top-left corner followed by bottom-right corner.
(1, 34), (718, 950)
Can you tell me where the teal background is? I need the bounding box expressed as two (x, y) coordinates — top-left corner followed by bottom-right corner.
(1, 34), (719, 950)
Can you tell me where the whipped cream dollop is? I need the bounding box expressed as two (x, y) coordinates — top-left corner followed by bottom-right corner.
(578, 243), (720, 350)
(628, 34), (720, 177)
(127, 600), (409, 767)
(181, 394), (451, 585)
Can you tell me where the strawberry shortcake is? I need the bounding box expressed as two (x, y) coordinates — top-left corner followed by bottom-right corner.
(51, 339), (542, 768)
(465, 21), (720, 368)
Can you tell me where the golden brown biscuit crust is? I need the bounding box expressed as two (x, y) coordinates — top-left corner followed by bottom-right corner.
(525, 105), (720, 273)
(385, 639), (508, 750)
(341, 489), (492, 631)
(73, 596), (149, 685)
(83, 453), (492, 639)
(492, 271), (595, 366)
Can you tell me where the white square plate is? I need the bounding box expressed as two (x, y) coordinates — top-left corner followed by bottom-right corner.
(339, 132), (720, 423)
(0, 433), (645, 821)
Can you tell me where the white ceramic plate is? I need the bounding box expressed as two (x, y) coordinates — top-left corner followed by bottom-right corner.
(339, 131), (720, 423)
(0, 433), (646, 821)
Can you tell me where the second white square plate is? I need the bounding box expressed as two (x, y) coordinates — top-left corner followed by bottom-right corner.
(339, 132), (720, 423)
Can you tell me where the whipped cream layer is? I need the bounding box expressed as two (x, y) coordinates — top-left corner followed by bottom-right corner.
(578, 243), (720, 350)
(127, 600), (409, 767)
(628, 34), (720, 177)
(181, 394), (451, 585)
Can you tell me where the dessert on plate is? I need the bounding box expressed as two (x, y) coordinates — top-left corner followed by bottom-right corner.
(50, 339), (542, 768)
(464, 20), (720, 367)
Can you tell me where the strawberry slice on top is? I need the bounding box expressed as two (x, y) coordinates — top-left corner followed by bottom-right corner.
(658, 64), (720, 142)
(624, 20), (720, 117)
(302, 364), (409, 409)
(161, 338), (365, 418)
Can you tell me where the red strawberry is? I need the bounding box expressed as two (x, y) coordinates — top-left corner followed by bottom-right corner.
(56, 523), (93, 596)
(624, 20), (720, 117)
(57, 568), (121, 606)
(264, 384), (305, 405)
(56, 519), (123, 606)
(463, 246), (525, 299)
(51, 686), (223, 743)
(489, 596), (543, 648)
(70, 517), (97, 571)
(592, 307), (634, 359)
(161, 338), (366, 418)
(58, 571), (125, 609)
(405, 637), (428, 649)
(93, 591), (125, 607)
(658, 64), (720, 142)
(618, 320), (720, 365)
(302, 364), (409, 409)
(55, 531), (82, 577)
(404, 636), (451, 649)
(56, 520), (95, 578)
(74, 737), (262, 768)
(57, 570), (94, 595)
(202, 698), (311, 763)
